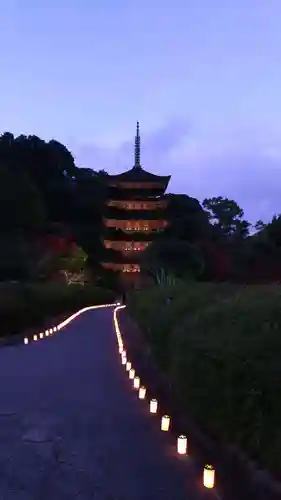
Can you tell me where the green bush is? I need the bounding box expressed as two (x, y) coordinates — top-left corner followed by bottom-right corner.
(128, 282), (281, 475)
(0, 282), (115, 336)
(128, 282), (239, 370)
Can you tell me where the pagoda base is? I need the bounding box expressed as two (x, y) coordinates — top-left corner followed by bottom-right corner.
(101, 262), (152, 289)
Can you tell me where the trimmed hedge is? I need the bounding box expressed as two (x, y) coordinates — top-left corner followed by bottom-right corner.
(128, 282), (281, 477)
(0, 282), (115, 336)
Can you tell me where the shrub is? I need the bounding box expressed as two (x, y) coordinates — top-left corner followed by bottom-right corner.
(128, 282), (281, 475)
(0, 282), (115, 336)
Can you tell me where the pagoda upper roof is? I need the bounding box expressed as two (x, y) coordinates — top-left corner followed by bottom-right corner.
(107, 166), (171, 186)
(106, 122), (171, 190)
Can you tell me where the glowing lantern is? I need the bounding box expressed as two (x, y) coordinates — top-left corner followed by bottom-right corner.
(126, 361), (131, 371)
(150, 399), (158, 414)
(203, 465), (215, 489)
(139, 386), (146, 399)
(24, 338), (28, 345)
(50, 328), (53, 334)
(129, 368), (135, 379)
(122, 356), (127, 365)
(119, 346), (123, 354)
(134, 376), (140, 389)
(33, 334), (38, 341)
(122, 350), (126, 358)
(39, 333), (43, 339)
(177, 435), (187, 455)
(161, 415), (170, 431)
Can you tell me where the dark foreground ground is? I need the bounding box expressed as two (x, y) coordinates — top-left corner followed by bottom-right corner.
(0, 307), (213, 500)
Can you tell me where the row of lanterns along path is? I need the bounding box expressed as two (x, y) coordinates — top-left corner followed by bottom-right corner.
(23, 303), (116, 345)
(113, 305), (216, 491)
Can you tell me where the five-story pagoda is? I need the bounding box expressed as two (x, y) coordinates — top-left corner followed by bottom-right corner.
(101, 122), (171, 285)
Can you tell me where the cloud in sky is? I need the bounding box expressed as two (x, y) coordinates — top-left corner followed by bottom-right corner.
(74, 119), (281, 225)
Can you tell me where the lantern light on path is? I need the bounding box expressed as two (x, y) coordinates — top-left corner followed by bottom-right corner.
(177, 435), (187, 455)
(24, 338), (28, 345)
(150, 399), (158, 414)
(39, 333), (43, 339)
(161, 415), (170, 431)
(129, 368), (135, 379)
(203, 465), (215, 489)
(33, 334), (38, 341)
(46, 331), (49, 337)
(139, 386), (146, 399)
(50, 328), (53, 334)
(134, 376), (140, 389)
(126, 361), (131, 371)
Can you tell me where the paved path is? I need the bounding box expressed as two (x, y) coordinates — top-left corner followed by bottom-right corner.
(0, 308), (209, 500)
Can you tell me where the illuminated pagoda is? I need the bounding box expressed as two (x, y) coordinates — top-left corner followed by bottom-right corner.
(101, 122), (171, 285)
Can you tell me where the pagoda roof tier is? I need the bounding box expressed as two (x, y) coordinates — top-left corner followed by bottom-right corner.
(107, 167), (170, 187)
(102, 249), (142, 264)
(104, 209), (168, 220)
(103, 228), (157, 241)
(108, 185), (169, 198)
(106, 195), (168, 205)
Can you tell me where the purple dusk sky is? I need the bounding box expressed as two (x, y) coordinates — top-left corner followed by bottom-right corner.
(1, 1), (281, 224)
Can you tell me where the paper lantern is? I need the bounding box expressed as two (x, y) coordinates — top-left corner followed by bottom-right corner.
(134, 376), (140, 389)
(139, 386), (146, 399)
(46, 331), (49, 336)
(33, 334), (38, 341)
(39, 333), (43, 339)
(119, 346), (123, 354)
(122, 350), (126, 358)
(203, 465), (215, 489)
(150, 399), (158, 414)
(122, 356), (127, 365)
(50, 328), (53, 334)
(126, 361), (131, 371)
(177, 435), (187, 455)
(24, 338), (28, 344)
(129, 368), (135, 379)
(161, 415), (170, 431)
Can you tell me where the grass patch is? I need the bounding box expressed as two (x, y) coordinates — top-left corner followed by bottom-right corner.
(128, 282), (281, 476)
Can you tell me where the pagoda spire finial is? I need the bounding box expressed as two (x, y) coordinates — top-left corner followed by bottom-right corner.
(134, 121), (141, 169)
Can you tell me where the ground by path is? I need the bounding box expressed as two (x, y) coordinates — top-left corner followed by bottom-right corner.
(0, 307), (211, 500)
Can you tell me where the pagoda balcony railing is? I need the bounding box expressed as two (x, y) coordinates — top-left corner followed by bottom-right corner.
(106, 191), (168, 201)
(102, 228), (160, 241)
(104, 209), (168, 220)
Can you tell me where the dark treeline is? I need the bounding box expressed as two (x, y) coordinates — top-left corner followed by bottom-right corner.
(0, 131), (280, 286)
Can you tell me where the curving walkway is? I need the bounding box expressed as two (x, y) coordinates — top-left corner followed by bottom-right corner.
(0, 307), (211, 500)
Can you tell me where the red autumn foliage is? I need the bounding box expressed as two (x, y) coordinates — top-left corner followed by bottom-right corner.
(35, 234), (77, 256)
(198, 242), (232, 281)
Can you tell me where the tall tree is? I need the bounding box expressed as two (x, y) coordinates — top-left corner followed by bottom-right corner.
(202, 196), (250, 239)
